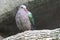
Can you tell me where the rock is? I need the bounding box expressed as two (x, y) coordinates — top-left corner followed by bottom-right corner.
(3, 28), (60, 40)
(0, 0), (20, 23)
(0, 0), (21, 36)
(0, 36), (4, 40)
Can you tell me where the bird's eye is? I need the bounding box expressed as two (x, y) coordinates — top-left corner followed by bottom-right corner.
(21, 7), (23, 8)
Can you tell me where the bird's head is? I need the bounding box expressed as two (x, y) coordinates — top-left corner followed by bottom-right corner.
(19, 5), (28, 12)
(20, 5), (26, 9)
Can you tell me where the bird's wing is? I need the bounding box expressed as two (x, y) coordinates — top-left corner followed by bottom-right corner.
(28, 11), (35, 25)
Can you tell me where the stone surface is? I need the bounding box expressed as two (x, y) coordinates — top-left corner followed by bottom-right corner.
(0, 36), (4, 40)
(3, 28), (60, 40)
(0, 0), (20, 23)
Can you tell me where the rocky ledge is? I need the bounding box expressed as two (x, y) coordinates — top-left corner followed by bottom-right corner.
(3, 28), (60, 40)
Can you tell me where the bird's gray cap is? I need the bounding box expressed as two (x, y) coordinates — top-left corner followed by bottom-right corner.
(20, 5), (26, 9)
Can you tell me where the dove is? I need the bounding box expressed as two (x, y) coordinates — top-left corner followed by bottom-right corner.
(15, 5), (32, 32)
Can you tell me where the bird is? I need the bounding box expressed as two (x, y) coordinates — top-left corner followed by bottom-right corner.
(15, 5), (32, 32)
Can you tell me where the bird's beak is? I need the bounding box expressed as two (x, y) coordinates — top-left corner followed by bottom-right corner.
(24, 8), (28, 12)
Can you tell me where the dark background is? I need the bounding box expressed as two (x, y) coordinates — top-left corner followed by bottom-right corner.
(28, 0), (60, 30)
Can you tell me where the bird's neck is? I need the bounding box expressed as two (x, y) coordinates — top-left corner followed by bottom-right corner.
(18, 8), (29, 13)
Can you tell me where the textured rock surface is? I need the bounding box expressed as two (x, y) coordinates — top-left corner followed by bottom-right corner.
(0, 0), (20, 23)
(0, 36), (4, 40)
(3, 28), (60, 40)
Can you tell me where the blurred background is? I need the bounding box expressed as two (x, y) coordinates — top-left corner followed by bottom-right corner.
(0, 0), (60, 37)
(27, 0), (60, 30)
